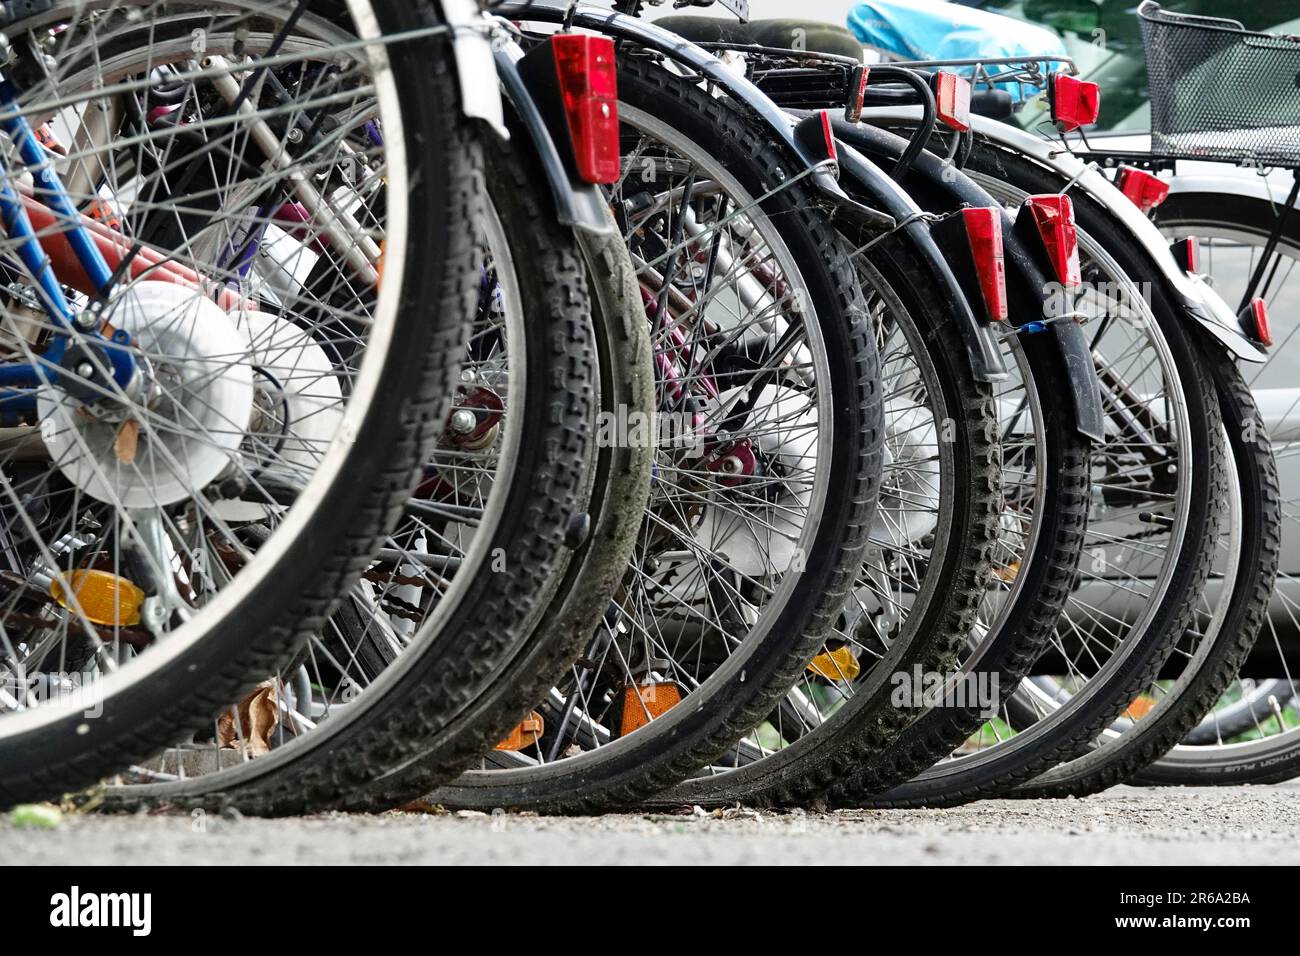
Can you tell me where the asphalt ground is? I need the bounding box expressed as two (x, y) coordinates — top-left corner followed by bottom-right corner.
(6, 783), (1298, 865)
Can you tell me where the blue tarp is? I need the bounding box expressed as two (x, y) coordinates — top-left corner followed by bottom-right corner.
(847, 0), (1067, 101)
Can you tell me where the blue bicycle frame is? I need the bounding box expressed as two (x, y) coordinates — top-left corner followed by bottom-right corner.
(0, 69), (138, 422)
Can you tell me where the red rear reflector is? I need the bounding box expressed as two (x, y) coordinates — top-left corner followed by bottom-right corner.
(819, 109), (838, 163)
(1115, 166), (1170, 213)
(846, 65), (870, 122)
(933, 72), (971, 132)
(1246, 297), (1273, 347)
(962, 207), (1008, 321)
(1050, 73), (1100, 132)
(1170, 236), (1199, 274)
(1025, 194), (1081, 287)
(551, 34), (620, 184)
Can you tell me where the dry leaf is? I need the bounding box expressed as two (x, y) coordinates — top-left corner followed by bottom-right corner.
(217, 679), (281, 756)
(395, 800), (447, 815)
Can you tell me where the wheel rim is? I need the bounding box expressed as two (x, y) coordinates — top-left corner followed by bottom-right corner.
(0, 2), (412, 741)
(1155, 215), (1300, 755)
(116, 190), (526, 783)
(915, 174), (1196, 777)
(466, 98), (838, 778)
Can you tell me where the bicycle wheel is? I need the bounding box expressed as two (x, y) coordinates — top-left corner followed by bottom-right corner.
(0, 0), (479, 806)
(663, 127), (1090, 809)
(100, 126), (619, 814)
(1116, 189), (1300, 784)
(433, 56), (883, 813)
(861, 148), (1224, 807)
(639, 237), (1033, 808)
(1017, 350), (1279, 796)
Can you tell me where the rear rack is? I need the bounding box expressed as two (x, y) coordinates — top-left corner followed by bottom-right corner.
(691, 45), (1080, 118)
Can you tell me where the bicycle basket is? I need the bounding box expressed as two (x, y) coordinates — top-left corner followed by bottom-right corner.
(1138, 0), (1300, 167)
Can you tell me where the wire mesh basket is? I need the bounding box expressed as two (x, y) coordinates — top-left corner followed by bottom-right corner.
(1138, 1), (1300, 167)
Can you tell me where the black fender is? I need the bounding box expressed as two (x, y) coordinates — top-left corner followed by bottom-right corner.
(491, 1), (869, 213)
(832, 119), (1106, 442)
(829, 136), (1008, 385)
(970, 137), (1267, 365)
(494, 47), (612, 234)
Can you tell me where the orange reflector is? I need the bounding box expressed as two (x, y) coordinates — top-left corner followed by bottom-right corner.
(808, 645), (861, 682)
(618, 682), (682, 737)
(494, 711), (545, 751)
(86, 198), (121, 232)
(35, 123), (66, 155)
(51, 570), (145, 626)
(1125, 695), (1157, 720)
(994, 559), (1021, 583)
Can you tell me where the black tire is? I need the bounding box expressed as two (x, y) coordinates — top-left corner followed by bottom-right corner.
(706, 126), (1090, 809)
(859, 143), (1225, 807)
(0, 0), (480, 807)
(1114, 190), (1300, 786)
(102, 125), (601, 814)
(1020, 348), (1279, 796)
(825, 338), (1091, 807)
(1154, 191), (1300, 334)
(433, 57), (884, 814)
(363, 216), (658, 809)
(640, 246), (1006, 806)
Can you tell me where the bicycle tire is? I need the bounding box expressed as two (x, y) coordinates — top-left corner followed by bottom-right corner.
(102, 122), (600, 814)
(0, 0), (481, 807)
(433, 56), (883, 814)
(1021, 348), (1279, 795)
(859, 143), (1226, 807)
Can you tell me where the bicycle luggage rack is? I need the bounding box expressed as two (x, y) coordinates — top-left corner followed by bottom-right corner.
(686, 44), (1081, 121)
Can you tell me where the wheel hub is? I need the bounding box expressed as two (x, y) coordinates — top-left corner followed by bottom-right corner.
(38, 283), (254, 508)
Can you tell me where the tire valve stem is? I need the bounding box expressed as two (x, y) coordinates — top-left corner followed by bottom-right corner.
(1269, 694), (1286, 729)
(1137, 511), (1174, 528)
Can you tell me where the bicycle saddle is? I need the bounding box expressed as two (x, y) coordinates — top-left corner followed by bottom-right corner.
(654, 16), (865, 61)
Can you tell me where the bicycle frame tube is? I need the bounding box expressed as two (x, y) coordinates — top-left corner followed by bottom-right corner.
(0, 67), (139, 416)
(0, 76), (114, 294)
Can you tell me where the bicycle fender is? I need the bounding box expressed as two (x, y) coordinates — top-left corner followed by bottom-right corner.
(1165, 172), (1283, 204)
(837, 118), (1103, 438)
(441, 0), (508, 138)
(862, 107), (1268, 363)
(494, 45), (615, 235)
(492, 0), (865, 212)
(830, 134), (1009, 384)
